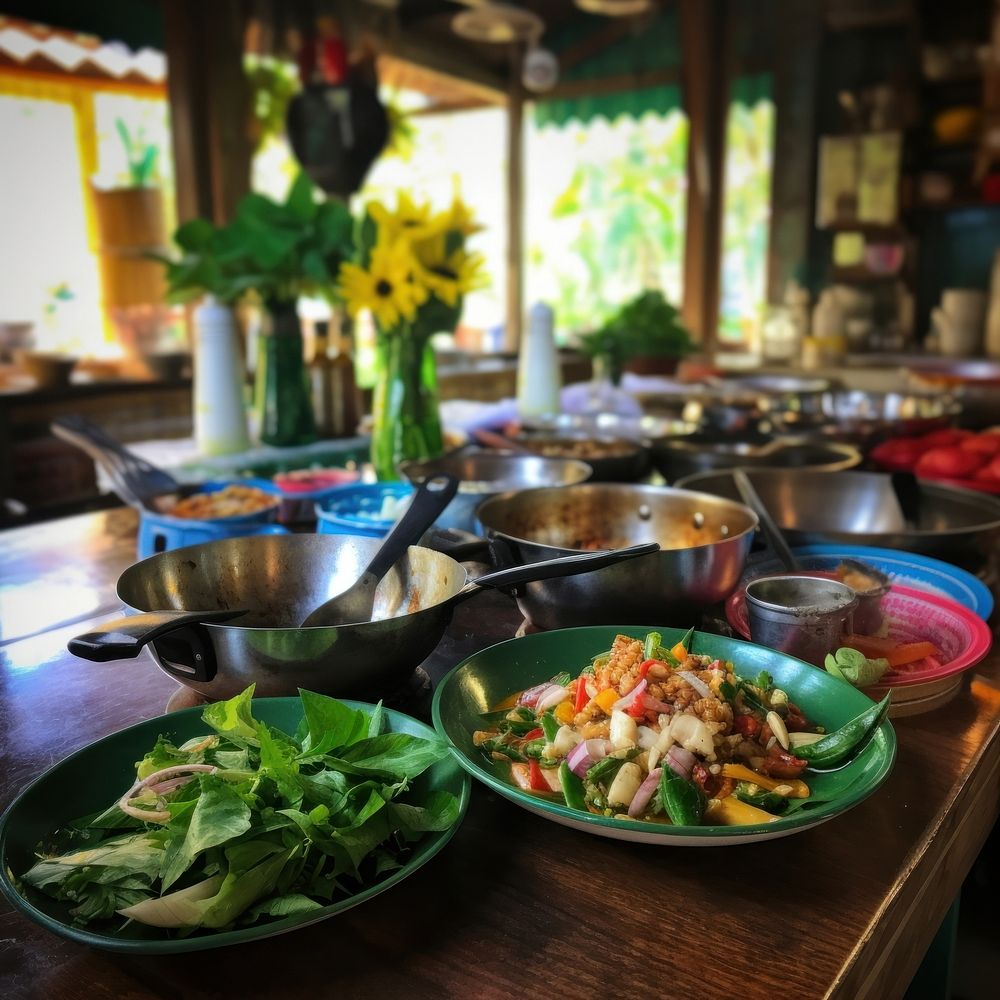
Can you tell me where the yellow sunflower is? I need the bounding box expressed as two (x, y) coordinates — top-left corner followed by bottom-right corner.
(413, 233), (488, 307)
(368, 192), (446, 244)
(338, 239), (428, 330)
(444, 195), (483, 237)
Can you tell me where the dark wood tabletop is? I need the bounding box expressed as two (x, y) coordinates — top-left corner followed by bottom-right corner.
(1, 506), (998, 1000)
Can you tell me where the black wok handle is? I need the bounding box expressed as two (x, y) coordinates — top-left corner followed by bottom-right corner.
(361, 474), (459, 584)
(466, 541), (660, 595)
(68, 609), (245, 662)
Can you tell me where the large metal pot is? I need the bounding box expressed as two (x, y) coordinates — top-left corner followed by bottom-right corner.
(474, 484), (759, 629)
(68, 534), (653, 701)
(675, 468), (1000, 566)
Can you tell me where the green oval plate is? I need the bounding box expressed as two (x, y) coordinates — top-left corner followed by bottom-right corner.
(0, 699), (471, 953)
(432, 626), (895, 846)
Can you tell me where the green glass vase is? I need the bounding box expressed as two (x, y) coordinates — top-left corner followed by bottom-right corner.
(370, 329), (444, 481)
(255, 301), (317, 447)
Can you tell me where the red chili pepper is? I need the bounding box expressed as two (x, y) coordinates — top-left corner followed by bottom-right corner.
(528, 758), (550, 791)
(574, 676), (589, 713)
(733, 714), (761, 739)
(626, 698), (647, 719)
(523, 728), (543, 741)
(638, 659), (658, 680)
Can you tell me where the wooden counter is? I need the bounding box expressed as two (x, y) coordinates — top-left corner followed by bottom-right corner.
(1, 506), (998, 999)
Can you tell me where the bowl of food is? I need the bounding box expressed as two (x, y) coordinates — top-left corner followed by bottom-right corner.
(137, 480), (284, 557)
(433, 625), (895, 844)
(508, 433), (651, 482)
(271, 467), (363, 523)
(726, 580), (993, 716)
(315, 482), (415, 537)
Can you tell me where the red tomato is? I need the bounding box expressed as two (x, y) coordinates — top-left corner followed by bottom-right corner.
(960, 435), (1000, 457)
(974, 456), (1000, 483)
(915, 446), (982, 480)
(870, 438), (924, 469)
(920, 429), (975, 448)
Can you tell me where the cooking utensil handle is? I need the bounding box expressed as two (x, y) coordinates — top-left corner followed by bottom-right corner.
(362, 474), (459, 583)
(68, 609), (245, 662)
(472, 428), (530, 453)
(468, 541), (659, 593)
(731, 468), (798, 572)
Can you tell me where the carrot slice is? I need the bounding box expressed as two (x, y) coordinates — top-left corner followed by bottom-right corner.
(841, 635), (938, 667)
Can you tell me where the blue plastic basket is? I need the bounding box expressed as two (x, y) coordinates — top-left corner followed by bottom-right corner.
(315, 482), (415, 537)
(136, 479), (287, 558)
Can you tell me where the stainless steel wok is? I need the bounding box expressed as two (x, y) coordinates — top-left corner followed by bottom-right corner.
(474, 484), (759, 629)
(68, 534), (654, 700)
(674, 468), (1000, 565)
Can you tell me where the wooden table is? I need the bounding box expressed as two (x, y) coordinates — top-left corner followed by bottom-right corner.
(2, 507), (998, 1000)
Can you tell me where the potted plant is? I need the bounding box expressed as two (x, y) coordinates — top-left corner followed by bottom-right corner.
(579, 289), (695, 383)
(157, 173), (354, 450)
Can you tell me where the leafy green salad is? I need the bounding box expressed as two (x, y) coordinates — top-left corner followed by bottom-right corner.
(16, 687), (460, 935)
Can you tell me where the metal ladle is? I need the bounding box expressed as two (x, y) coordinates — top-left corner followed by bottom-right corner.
(300, 474), (459, 627)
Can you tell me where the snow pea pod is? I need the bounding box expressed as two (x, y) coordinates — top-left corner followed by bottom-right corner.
(794, 693), (891, 770)
(658, 764), (705, 826)
(559, 762), (587, 811)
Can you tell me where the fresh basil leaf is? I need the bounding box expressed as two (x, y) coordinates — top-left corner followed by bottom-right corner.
(242, 892), (323, 923)
(160, 775), (252, 891)
(331, 733), (448, 780)
(202, 687), (259, 745)
(298, 689), (368, 755)
(387, 791), (461, 840)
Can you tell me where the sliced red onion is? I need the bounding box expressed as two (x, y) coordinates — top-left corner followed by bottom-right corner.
(566, 738), (610, 778)
(612, 678), (648, 713)
(628, 767), (663, 818)
(535, 684), (571, 712)
(677, 670), (712, 700)
(518, 681), (553, 707)
(666, 745), (696, 779)
(643, 695), (674, 714)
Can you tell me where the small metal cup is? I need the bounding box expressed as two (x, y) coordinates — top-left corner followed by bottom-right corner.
(745, 575), (858, 667)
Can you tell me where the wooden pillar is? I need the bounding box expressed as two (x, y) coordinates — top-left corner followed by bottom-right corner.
(679, 0), (731, 351)
(505, 45), (525, 354)
(162, 0), (252, 224)
(767, 0), (823, 302)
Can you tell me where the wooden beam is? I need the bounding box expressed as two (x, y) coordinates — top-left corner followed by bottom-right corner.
(679, 0), (730, 351)
(544, 67), (680, 101)
(505, 44), (525, 354)
(767, 0), (823, 303)
(162, 0), (252, 225)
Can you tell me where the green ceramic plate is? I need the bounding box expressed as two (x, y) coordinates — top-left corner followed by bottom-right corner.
(0, 699), (470, 953)
(432, 626), (895, 846)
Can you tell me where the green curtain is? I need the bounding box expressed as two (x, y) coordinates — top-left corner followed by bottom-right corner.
(731, 72), (772, 108)
(534, 83), (682, 129)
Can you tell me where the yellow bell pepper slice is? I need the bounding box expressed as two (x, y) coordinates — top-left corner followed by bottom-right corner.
(705, 795), (781, 826)
(721, 763), (810, 798)
(671, 642), (687, 661)
(554, 700), (575, 726)
(594, 688), (620, 714)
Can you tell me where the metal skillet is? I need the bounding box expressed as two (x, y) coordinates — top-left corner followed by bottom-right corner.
(67, 534), (657, 701)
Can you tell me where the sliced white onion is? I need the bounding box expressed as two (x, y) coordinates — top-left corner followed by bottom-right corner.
(677, 671), (712, 700)
(628, 767), (663, 818)
(636, 725), (659, 750)
(612, 678), (648, 713)
(566, 737), (610, 778)
(536, 684), (571, 712)
(666, 745), (696, 779)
